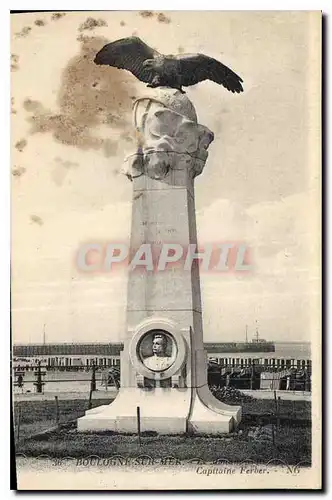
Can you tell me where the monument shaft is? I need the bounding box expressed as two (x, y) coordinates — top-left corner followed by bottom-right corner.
(124, 166), (205, 389)
(77, 90), (241, 434)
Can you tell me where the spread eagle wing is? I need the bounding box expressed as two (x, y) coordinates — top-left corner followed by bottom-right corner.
(94, 36), (160, 84)
(176, 54), (244, 93)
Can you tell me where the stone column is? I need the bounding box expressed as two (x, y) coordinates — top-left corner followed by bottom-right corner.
(77, 89), (241, 434)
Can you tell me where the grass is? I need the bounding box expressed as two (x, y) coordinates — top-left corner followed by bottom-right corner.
(17, 425), (311, 465)
(242, 399), (310, 418)
(13, 398), (113, 440)
(14, 398), (113, 425)
(241, 399), (311, 427)
(14, 397), (311, 465)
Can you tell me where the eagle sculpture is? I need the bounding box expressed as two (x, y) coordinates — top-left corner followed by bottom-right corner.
(94, 37), (243, 94)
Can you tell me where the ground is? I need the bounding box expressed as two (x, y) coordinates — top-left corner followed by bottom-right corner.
(13, 396), (311, 466)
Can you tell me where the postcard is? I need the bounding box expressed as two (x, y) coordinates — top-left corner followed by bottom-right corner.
(11, 10), (322, 490)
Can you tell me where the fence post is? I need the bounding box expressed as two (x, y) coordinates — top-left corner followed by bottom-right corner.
(16, 403), (21, 445)
(88, 388), (93, 409)
(55, 396), (60, 428)
(273, 389), (277, 431)
(137, 406), (141, 446)
(88, 364), (96, 409)
(250, 364), (254, 390)
(305, 369), (310, 392)
(226, 373), (230, 387)
(17, 373), (24, 393)
(91, 364), (96, 392)
(34, 360), (45, 393)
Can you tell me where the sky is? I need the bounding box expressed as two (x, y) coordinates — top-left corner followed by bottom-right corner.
(11, 11), (321, 344)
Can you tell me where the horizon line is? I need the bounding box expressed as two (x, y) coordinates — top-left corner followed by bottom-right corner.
(12, 340), (311, 346)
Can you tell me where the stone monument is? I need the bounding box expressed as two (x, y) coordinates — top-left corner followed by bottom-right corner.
(77, 89), (241, 434)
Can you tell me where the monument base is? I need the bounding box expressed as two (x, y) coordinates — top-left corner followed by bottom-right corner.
(77, 387), (241, 435)
(76, 90), (243, 437)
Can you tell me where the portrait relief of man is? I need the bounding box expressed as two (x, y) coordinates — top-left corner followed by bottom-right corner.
(142, 332), (175, 372)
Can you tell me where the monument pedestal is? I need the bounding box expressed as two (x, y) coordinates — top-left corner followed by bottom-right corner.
(78, 388), (191, 434)
(77, 89), (241, 435)
(78, 386), (240, 434)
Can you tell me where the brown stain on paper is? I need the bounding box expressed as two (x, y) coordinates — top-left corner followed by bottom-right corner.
(78, 17), (108, 31)
(157, 13), (171, 24)
(30, 215), (43, 226)
(12, 166), (26, 177)
(35, 19), (46, 27)
(23, 99), (44, 113)
(11, 97), (17, 114)
(54, 156), (79, 169)
(52, 157), (79, 187)
(15, 26), (32, 38)
(51, 13), (66, 21)
(15, 139), (27, 152)
(23, 36), (137, 156)
(139, 11), (154, 18)
(139, 11), (171, 23)
(11, 54), (19, 71)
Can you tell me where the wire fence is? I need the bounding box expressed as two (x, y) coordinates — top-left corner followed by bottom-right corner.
(14, 394), (112, 448)
(12, 362), (120, 394)
(13, 386), (311, 458)
(13, 363), (116, 447)
(13, 361), (312, 459)
(12, 360), (311, 394)
(208, 362), (311, 392)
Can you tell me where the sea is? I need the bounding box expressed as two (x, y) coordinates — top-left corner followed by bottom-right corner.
(212, 341), (311, 361)
(273, 341), (311, 359)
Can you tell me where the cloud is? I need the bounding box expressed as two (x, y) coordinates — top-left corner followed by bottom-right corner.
(197, 192), (313, 275)
(197, 192), (318, 340)
(12, 201), (131, 343)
